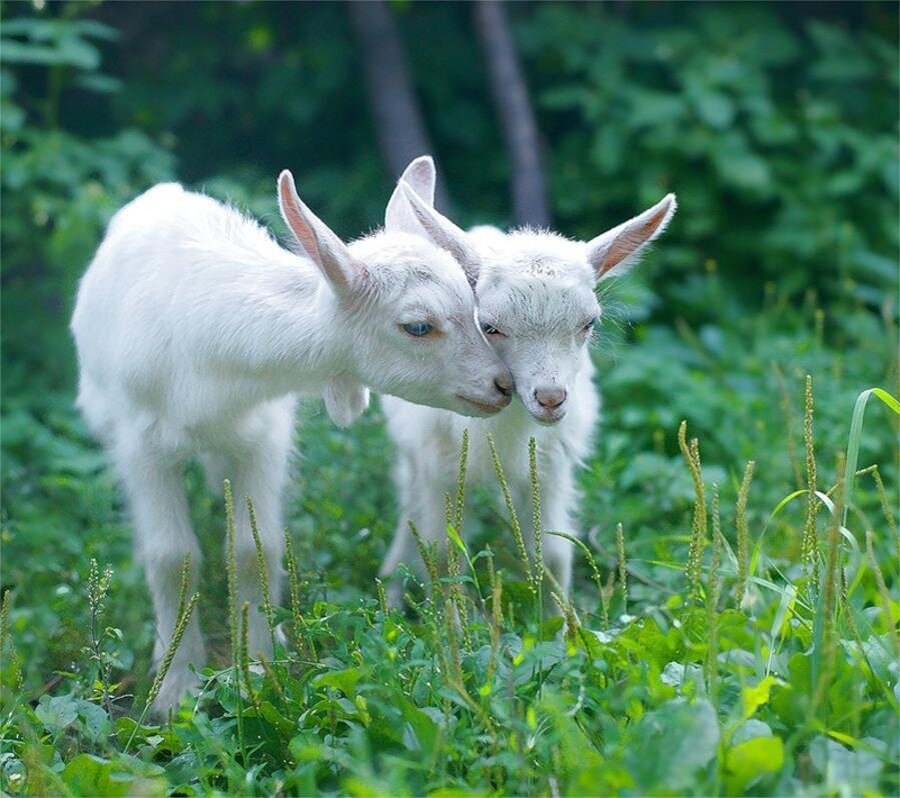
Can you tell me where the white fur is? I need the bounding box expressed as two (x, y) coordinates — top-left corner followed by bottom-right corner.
(380, 159), (676, 605)
(71, 169), (512, 713)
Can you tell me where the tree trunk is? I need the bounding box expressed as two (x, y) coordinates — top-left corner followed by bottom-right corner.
(474, 1), (550, 227)
(347, 0), (452, 212)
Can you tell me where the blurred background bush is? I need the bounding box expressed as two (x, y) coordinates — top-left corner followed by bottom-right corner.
(2, 0), (896, 396)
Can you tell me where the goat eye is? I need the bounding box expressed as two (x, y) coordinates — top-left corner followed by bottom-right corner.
(582, 318), (597, 334)
(402, 321), (434, 337)
(481, 323), (504, 336)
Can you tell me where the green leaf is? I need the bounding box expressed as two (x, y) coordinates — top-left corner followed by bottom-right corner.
(445, 523), (466, 554)
(842, 387), (900, 526)
(725, 736), (784, 793)
(626, 699), (720, 792)
(742, 676), (777, 718)
(61, 754), (164, 798)
(34, 694), (79, 733)
(312, 666), (365, 697)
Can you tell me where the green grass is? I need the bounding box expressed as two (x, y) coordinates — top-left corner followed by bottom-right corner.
(1, 283), (898, 796)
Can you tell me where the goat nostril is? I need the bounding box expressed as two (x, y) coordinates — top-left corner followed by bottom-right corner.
(494, 376), (513, 398)
(534, 388), (567, 409)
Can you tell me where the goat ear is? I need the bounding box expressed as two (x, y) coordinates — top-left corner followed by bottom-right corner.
(278, 170), (363, 297)
(324, 375), (370, 428)
(384, 155), (436, 234)
(587, 193), (677, 281)
(397, 181), (481, 290)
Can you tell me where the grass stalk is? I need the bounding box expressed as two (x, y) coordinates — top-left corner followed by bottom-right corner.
(678, 421), (707, 604)
(223, 480), (246, 761)
(454, 429), (469, 531)
(410, 521), (439, 586)
(131, 590), (199, 749)
(488, 433), (534, 591)
(706, 485), (722, 703)
(858, 465), (895, 531)
(735, 460), (756, 607)
(772, 361), (804, 488)
(811, 454), (844, 722)
(550, 591), (579, 647)
(529, 437), (544, 622)
(801, 375), (820, 589)
(616, 522), (627, 614)
(374, 577), (388, 618)
(0, 590), (22, 691)
(86, 558), (114, 714)
(548, 530), (608, 629)
(283, 528), (315, 662)
(487, 562), (502, 683)
(224, 480), (239, 666)
(247, 496), (276, 645)
(239, 601), (260, 709)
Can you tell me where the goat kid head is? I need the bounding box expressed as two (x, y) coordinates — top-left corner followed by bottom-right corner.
(386, 157), (676, 425)
(278, 170), (512, 421)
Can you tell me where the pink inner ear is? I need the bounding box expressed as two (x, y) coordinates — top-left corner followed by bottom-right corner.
(280, 179), (321, 264)
(599, 205), (669, 276)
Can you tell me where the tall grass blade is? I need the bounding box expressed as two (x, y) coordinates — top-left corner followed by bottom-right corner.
(841, 387), (900, 527)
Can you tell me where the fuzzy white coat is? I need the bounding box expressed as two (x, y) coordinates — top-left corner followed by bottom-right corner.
(379, 158), (676, 604)
(71, 169), (511, 712)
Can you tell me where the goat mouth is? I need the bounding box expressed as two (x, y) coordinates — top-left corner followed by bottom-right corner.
(530, 408), (566, 425)
(455, 395), (506, 415)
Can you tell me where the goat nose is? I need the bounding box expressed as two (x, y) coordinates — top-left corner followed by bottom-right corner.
(534, 387), (567, 409)
(494, 373), (514, 398)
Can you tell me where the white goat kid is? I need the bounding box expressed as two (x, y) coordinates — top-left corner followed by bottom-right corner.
(380, 158), (676, 607)
(71, 169), (512, 713)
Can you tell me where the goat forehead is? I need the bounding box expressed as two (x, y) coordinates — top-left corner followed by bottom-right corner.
(472, 231), (599, 333)
(356, 232), (472, 306)
(478, 275), (598, 333)
(486, 230), (591, 279)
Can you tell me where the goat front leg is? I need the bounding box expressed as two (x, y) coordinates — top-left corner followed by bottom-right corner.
(116, 441), (206, 716)
(218, 409), (293, 660)
(381, 453), (452, 609)
(538, 468), (578, 602)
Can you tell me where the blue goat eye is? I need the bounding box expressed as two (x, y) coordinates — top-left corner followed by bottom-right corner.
(402, 322), (434, 337)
